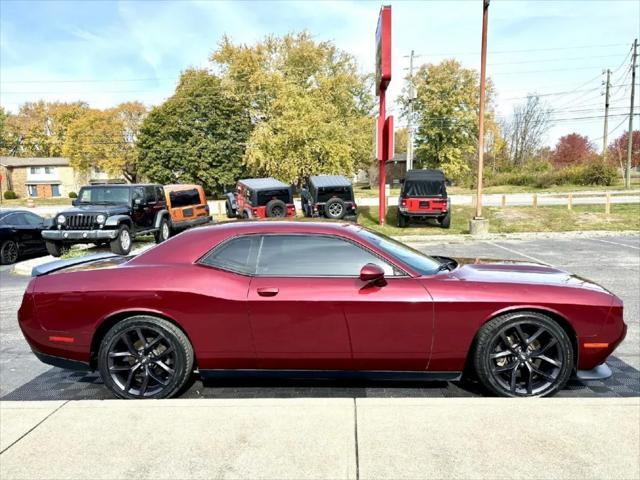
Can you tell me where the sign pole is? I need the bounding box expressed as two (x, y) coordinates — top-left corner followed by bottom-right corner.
(378, 88), (387, 225)
(375, 5), (392, 226)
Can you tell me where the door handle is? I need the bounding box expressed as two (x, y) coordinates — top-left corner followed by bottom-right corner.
(257, 287), (279, 297)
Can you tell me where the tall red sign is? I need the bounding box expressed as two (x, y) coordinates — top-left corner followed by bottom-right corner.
(376, 6), (392, 225)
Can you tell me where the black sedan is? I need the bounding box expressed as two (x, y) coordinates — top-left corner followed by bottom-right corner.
(0, 209), (48, 265)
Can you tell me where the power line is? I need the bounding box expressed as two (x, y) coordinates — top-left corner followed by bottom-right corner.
(418, 43), (629, 56)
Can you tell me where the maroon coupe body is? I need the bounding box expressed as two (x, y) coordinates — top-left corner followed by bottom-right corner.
(18, 221), (626, 398)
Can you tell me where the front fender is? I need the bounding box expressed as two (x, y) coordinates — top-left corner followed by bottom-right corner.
(104, 215), (132, 228)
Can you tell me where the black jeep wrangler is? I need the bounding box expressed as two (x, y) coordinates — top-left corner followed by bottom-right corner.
(301, 175), (357, 221)
(42, 184), (171, 257)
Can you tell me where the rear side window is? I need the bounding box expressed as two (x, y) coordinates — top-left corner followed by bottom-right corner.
(145, 186), (157, 203)
(256, 234), (396, 277)
(169, 189), (201, 208)
(200, 236), (260, 275)
(156, 186), (164, 202)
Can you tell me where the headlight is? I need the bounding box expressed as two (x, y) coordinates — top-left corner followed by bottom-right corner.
(56, 215), (66, 224)
(96, 214), (106, 224)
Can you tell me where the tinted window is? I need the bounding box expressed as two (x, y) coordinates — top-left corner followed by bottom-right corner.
(155, 186), (164, 203)
(145, 186), (156, 203)
(356, 229), (441, 275)
(23, 212), (43, 225)
(256, 235), (395, 277)
(6, 213), (27, 226)
(169, 189), (201, 208)
(200, 236), (260, 274)
(317, 187), (353, 203)
(79, 187), (130, 204)
(132, 187), (144, 203)
(257, 189), (290, 205)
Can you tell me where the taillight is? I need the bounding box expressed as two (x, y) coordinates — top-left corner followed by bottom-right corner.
(252, 208), (259, 216)
(401, 199), (407, 207)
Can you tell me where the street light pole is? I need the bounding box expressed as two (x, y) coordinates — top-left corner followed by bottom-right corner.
(475, 0), (489, 219)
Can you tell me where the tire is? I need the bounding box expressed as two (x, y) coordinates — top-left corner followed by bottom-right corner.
(473, 311), (574, 397)
(154, 217), (171, 244)
(97, 315), (194, 399)
(110, 224), (132, 255)
(242, 211), (250, 219)
(225, 200), (236, 219)
(0, 239), (19, 265)
(397, 212), (407, 228)
(45, 240), (65, 258)
(265, 199), (287, 218)
(324, 197), (346, 220)
(440, 211), (451, 229)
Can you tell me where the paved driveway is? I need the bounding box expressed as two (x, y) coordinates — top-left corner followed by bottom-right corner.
(1, 233), (638, 400)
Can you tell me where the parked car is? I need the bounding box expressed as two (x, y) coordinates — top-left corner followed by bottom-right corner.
(301, 175), (357, 221)
(164, 184), (212, 234)
(19, 221), (625, 399)
(397, 169), (451, 228)
(225, 178), (296, 219)
(0, 209), (49, 265)
(42, 184), (171, 257)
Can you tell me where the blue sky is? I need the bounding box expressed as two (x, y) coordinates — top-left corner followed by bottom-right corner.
(1, 0), (639, 148)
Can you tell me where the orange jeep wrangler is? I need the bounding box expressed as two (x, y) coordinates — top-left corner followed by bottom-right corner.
(164, 184), (212, 234)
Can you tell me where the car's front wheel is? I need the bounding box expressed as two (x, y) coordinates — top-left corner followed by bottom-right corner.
(45, 240), (65, 257)
(97, 315), (194, 399)
(473, 312), (573, 397)
(110, 225), (132, 255)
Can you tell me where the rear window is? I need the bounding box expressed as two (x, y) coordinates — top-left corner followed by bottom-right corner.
(256, 189), (290, 205)
(169, 188), (202, 208)
(317, 187), (353, 203)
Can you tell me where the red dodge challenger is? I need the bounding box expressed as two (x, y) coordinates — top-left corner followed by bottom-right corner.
(18, 222), (626, 399)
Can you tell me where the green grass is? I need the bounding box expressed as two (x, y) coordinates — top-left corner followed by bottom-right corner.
(358, 203), (640, 236)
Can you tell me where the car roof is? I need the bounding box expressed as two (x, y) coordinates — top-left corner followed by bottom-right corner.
(81, 184), (161, 188)
(308, 175), (352, 188)
(405, 169), (446, 181)
(238, 178), (290, 190)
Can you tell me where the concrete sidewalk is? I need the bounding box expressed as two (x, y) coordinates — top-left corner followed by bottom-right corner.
(1, 398), (638, 480)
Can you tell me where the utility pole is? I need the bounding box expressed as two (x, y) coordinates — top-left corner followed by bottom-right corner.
(626, 38), (637, 189)
(603, 69), (611, 160)
(470, 0), (490, 235)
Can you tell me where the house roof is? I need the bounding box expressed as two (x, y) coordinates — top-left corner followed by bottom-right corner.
(0, 157), (70, 168)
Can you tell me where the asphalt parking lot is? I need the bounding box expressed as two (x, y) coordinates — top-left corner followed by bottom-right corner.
(1, 232), (638, 400)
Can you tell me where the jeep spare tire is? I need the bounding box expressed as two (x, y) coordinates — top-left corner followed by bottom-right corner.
(265, 199), (287, 218)
(324, 197), (346, 220)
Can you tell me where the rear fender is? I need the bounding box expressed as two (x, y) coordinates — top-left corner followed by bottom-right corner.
(154, 209), (170, 228)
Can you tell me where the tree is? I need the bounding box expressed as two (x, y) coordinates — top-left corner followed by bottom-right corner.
(503, 95), (552, 165)
(136, 69), (252, 192)
(63, 102), (147, 182)
(552, 133), (596, 167)
(608, 130), (640, 171)
(394, 128), (408, 155)
(212, 32), (374, 184)
(3, 101), (89, 157)
(398, 60), (497, 181)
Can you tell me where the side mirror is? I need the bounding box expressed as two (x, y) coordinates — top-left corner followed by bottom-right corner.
(134, 198), (143, 206)
(72, 199), (78, 206)
(360, 263), (386, 286)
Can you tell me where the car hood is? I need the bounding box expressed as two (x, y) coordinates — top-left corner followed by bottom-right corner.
(445, 257), (611, 294)
(57, 205), (130, 216)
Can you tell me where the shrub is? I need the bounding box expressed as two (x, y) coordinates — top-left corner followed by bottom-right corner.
(3, 190), (17, 200)
(574, 161), (617, 186)
(68, 191), (78, 198)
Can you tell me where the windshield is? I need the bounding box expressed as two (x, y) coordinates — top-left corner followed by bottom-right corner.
(78, 187), (130, 205)
(357, 228), (441, 275)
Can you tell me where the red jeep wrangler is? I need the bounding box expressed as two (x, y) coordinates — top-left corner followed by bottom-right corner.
(397, 169), (451, 229)
(225, 178), (296, 219)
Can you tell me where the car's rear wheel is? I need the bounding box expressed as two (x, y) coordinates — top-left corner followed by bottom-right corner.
(110, 225), (132, 255)
(473, 312), (573, 397)
(0, 239), (19, 265)
(154, 218), (170, 244)
(439, 211), (451, 229)
(98, 316), (194, 399)
(45, 240), (65, 257)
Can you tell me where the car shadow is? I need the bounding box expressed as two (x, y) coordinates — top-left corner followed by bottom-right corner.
(2, 356), (638, 401)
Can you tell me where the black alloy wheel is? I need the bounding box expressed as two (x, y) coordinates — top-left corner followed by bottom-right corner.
(324, 197), (346, 220)
(0, 240), (19, 265)
(473, 312), (573, 397)
(98, 316), (194, 399)
(265, 199), (287, 218)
